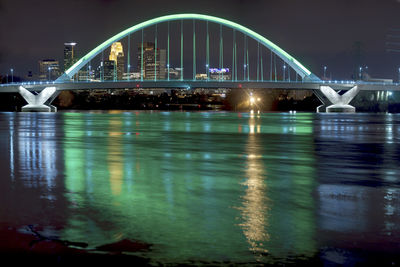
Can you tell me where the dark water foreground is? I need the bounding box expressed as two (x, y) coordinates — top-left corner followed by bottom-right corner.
(0, 111), (400, 266)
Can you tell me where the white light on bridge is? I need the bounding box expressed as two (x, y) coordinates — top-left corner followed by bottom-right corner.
(250, 97), (255, 104)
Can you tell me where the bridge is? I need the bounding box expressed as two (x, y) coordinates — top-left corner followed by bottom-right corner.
(1, 13), (399, 112)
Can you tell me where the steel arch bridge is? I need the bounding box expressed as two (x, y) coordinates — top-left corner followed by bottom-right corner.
(3, 13), (393, 112)
(58, 13), (320, 82)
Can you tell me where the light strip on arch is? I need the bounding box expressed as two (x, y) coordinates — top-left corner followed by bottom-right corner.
(64, 14), (312, 79)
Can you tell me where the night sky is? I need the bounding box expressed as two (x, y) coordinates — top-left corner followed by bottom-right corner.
(1, 0), (400, 80)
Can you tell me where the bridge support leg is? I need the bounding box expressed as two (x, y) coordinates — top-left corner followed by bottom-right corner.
(316, 105), (326, 113)
(18, 86), (58, 112)
(316, 85), (360, 113)
(312, 90), (327, 113)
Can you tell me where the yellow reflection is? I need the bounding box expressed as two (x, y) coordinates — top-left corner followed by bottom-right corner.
(250, 124), (255, 134)
(239, 115), (269, 255)
(248, 116), (261, 135)
(108, 118), (123, 196)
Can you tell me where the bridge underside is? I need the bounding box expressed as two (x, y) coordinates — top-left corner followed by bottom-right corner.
(2, 80), (396, 112)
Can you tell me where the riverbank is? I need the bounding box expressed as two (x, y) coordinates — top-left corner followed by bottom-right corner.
(2, 225), (400, 266)
(0, 225), (151, 265)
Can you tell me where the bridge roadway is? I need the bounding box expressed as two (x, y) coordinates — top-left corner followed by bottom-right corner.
(1, 80), (400, 93)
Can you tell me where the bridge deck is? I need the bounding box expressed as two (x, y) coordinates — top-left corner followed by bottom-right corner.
(1, 80), (399, 93)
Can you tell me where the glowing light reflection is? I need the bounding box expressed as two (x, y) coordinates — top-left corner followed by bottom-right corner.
(238, 114), (269, 256)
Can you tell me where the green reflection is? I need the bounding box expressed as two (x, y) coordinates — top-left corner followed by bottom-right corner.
(61, 112), (317, 263)
(64, 114), (86, 204)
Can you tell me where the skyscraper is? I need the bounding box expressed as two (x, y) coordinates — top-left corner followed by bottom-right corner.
(64, 42), (77, 72)
(137, 42), (166, 80)
(103, 60), (115, 81)
(109, 42), (124, 80)
(38, 59), (60, 81)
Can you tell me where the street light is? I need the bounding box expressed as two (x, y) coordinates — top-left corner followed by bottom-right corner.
(48, 67), (51, 81)
(323, 66), (327, 79)
(10, 69), (14, 83)
(359, 66), (362, 80)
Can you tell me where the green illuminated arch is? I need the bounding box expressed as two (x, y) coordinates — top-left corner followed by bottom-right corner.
(58, 14), (319, 81)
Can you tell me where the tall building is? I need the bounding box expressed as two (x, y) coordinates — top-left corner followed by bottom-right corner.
(38, 59), (60, 81)
(137, 42), (166, 80)
(64, 42), (77, 72)
(103, 60), (115, 81)
(78, 69), (95, 81)
(109, 42), (125, 80)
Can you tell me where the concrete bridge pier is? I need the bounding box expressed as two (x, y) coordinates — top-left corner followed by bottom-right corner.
(315, 85), (360, 113)
(18, 86), (58, 112)
(313, 90), (328, 113)
(45, 91), (60, 112)
(316, 105), (327, 113)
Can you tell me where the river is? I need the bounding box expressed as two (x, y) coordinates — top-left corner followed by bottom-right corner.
(0, 111), (399, 265)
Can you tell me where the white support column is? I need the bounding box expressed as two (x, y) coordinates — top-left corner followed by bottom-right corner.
(19, 86), (58, 112)
(318, 85), (360, 113)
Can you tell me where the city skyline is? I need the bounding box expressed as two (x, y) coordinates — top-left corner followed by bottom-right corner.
(1, 0), (400, 81)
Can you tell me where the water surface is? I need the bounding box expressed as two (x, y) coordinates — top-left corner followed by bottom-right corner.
(0, 111), (399, 265)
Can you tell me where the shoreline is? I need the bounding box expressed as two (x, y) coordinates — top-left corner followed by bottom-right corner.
(0, 225), (151, 265)
(1, 225), (400, 266)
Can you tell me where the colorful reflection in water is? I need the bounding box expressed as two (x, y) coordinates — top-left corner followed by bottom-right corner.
(1, 112), (400, 265)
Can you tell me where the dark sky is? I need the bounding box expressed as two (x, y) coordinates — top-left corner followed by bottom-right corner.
(1, 0), (400, 80)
